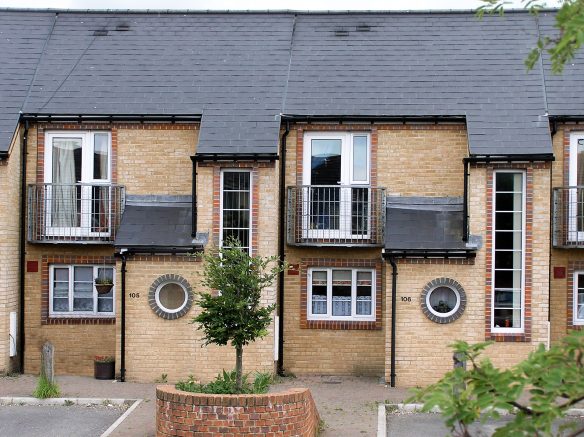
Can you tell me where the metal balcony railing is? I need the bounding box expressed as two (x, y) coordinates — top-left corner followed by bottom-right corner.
(287, 185), (386, 246)
(28, 183), (125, 244)
(552, 186), (584, 248)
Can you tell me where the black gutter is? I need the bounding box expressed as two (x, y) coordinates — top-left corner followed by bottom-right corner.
(193, 153), (279, 162)
(114, 247), (200, 254)
(382, 250), (477, 259)
(18, 121), (29, 373)
(464, 154), (554, 163)
(280, 114), (466, 124)
(0, 151), (8, 160)
(190, 156), (197, 237)
(388, 257), (397, 388)
(119, 252), (127, 382)
(19, 113), (201, 123)
(463, 159), (469, 242)
(548, 116), (584, 122)
(277, 121), (290, 376)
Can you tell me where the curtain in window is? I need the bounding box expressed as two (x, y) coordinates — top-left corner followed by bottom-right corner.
(51, 139), (80, 227)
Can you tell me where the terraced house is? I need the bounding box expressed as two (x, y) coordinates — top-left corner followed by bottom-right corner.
(0, 8), (582, 387)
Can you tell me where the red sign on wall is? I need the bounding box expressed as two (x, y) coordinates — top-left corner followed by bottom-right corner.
(553, 266), (566, 279)
(26, 260), (39, 273)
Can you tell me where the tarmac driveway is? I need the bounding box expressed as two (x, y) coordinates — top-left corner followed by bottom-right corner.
(0, 403), (125, 437)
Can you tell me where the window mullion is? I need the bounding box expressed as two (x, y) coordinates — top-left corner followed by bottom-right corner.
(327, 269), (332, 318)
(351, 270), (357, 317)
(69, 266), (74, 312)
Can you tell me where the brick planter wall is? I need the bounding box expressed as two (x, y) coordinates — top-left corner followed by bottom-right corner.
(156, 385), (320, 437)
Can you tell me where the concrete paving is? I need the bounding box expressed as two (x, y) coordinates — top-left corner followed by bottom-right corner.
(0, 404), (124, 437)
(387, 412), (584, 437)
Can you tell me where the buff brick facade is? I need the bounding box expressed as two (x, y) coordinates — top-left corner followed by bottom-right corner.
(0, 128), (22, 374)
(1, 9), (583, 392)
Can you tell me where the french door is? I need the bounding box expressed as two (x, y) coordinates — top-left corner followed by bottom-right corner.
(44, 131), (111, 237)
(569, 133), (584, 242)
(302, 132), (370, 240)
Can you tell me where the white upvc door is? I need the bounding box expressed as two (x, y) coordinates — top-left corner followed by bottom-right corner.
(302, 132), (370, 240)
(44, 131), (111, 237)
(568, 133), (584, 242)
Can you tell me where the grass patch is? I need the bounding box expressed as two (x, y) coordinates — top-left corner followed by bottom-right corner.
(176, 370), (274, 395)
(33, 374), (60, 399)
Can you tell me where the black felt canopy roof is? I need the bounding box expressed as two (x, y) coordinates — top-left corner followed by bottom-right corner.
(1, 9), (582, 157)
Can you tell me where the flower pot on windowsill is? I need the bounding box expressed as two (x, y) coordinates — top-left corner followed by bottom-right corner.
(95, 283), (113, 295)
(94, 357), (115, 380)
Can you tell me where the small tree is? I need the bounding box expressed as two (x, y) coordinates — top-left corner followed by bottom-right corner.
(411, 330), (584, 436)
(192, 237), (285, 392)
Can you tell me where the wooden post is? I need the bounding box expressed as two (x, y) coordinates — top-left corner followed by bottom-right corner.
(41, 342), (54, 383)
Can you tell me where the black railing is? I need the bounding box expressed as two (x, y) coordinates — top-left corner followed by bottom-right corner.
(28, 183), (125, 244)
(553, 186), (584, 248)
(287, 185), (386, 246)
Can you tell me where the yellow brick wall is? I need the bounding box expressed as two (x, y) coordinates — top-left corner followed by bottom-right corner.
(117, 258), (276, 383)
(377, 124), (468, 196)
(0, 127), (22, 373)
(117, 127), (198, 194)
(284, 125), (551, 387)
(386, 165), (551, 387)
(550, 124), (584, 344)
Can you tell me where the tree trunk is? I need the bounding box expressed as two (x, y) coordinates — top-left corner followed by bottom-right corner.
(236, 345), (243, 392)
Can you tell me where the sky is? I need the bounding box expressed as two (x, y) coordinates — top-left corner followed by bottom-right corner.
(0, 0), (564, 11)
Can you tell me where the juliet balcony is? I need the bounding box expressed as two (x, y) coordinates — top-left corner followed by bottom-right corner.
(552, 186), (584, 248)
(287, 185), (386, 246)
(27, 183), (126, 244)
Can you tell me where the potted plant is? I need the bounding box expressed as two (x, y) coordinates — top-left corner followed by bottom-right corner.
(94, 276), (113, 295)
(94, 355), (115, 380)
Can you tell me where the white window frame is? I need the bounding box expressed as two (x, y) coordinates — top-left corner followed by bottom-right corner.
(491, 170), (526, 334)
(49, 264), (115, 317)
(568, 132), (584, 241)
(219, 169), (252, 254)
(155, 281), (189, 314)
(302, 132), (371, 240)
(307, 267), (376, 322)
(44, 131), (112, 238)
(573, 271), (584, 325)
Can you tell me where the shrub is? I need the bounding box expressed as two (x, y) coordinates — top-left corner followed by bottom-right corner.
(176, 370), (274, 395)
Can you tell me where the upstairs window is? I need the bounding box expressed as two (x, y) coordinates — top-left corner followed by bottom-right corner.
(50, 265), (114, 317)
(44, 131), (112, 235)
(492, 171), (525, 333)
(220, 170), (252, 253)
(574, 272), (584, 325)
(302, 132), (371, 240)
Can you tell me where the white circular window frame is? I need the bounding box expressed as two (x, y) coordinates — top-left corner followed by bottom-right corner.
(155, 281), (189, 314)
(420, 278), (467, 324)
(425, 286), (461, 319)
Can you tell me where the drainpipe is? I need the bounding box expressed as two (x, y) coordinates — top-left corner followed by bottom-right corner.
(190, 156), (197, 237)
(277, 121), (290, 375)
(119, 251), (127, 382)
(18, 120), (29, 373)
(462, 158), (469, 242)
(389, 256), (398, 388)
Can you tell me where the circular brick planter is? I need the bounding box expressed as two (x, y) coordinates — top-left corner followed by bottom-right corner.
(156, 385), (320, 436)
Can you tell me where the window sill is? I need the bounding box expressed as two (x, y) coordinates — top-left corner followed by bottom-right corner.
(487, 333), (528, 342)
(43, 317), (116, 326)
(301, 319), (381, 330)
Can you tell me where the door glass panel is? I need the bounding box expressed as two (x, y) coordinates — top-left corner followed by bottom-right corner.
(93, 133), (109, 180)
(332, 270), (351, 316)
(310, 139), (341, 232)
(352, 136), (368, 182)
(51, 137), (82, 227)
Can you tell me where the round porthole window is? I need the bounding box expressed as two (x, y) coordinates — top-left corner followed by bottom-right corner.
(149, 274), (193, 320)
(421, 278), (466, 324)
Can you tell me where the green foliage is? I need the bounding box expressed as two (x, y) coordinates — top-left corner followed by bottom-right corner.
(191, 237), (285, 391)
(410, 330), (584, 436)
(33, 374), (60, 399)
(94, 355), (115, 363)
(478, 0), (584, 73)
(155, 373), (168, 383)
(175, 370), (274, 395)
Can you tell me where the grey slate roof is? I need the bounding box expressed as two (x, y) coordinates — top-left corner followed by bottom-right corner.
(114, 195), (207, 250)
(0, 9), (582, 156)
(384, 197), (477, 254)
